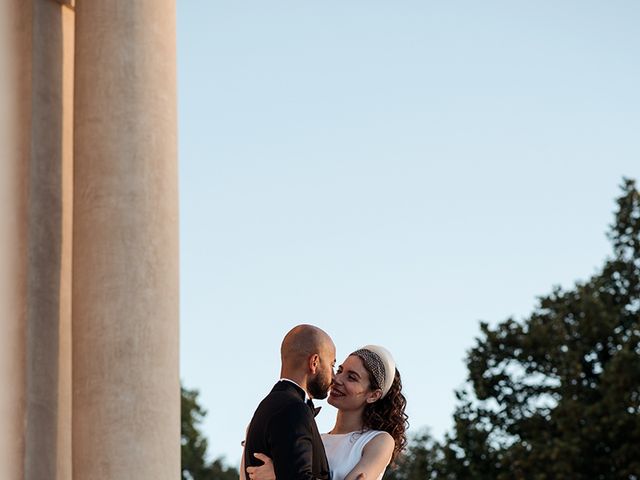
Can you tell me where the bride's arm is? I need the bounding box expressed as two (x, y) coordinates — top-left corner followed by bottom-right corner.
(239, 449), (247, 480)
(344, 432), (394, 480)
(240, 426), (249, 480)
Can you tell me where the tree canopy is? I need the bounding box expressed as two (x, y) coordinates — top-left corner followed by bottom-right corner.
(387, 178), (640, 479)
(181, 385), (239, 480)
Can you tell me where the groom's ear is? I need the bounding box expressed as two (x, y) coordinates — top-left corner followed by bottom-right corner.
(308, 353), (320, 374)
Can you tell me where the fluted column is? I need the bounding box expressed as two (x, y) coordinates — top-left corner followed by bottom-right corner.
(72, 1), (179, 479)
(0, 1), (31, 478)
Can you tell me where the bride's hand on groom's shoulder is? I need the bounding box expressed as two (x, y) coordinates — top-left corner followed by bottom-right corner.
(246, 453), (276, 480)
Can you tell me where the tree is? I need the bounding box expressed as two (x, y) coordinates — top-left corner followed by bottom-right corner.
(438, 178), (640, 479)
(182, 385), (239, 480)
(383, 430), (440, 480)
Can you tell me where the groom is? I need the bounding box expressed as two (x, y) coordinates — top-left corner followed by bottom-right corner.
(244, 324), (335, 480)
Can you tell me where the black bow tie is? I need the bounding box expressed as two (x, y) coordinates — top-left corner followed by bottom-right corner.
(306, 398), (322, 417)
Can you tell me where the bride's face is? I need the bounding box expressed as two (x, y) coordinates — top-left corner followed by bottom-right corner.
(327, 355), (382, 411)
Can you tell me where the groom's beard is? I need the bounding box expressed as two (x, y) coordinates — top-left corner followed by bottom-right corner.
(308, 373), (331, 400)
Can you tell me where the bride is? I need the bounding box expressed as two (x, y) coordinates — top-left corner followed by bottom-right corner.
(243, 345), (408, 480)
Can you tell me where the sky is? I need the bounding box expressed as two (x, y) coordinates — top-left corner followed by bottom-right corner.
(177, 0), (640, 467)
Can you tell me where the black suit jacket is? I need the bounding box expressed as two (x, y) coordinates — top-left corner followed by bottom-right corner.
(244, 381), (330, 480)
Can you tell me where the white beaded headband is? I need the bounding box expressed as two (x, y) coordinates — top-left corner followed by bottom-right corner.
(350, 344), (396, 398)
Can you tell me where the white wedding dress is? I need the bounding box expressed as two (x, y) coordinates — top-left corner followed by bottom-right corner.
(321, 430), (387, 480)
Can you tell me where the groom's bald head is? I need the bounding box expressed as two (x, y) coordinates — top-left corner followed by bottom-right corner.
(281, 324), (333, 362)
(280, 324), (335, 399)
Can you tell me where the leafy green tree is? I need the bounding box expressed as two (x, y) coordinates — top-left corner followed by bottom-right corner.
(383, 430), (440, 480)
(438, 178), (640, 479)
(181, 385), (239, 480)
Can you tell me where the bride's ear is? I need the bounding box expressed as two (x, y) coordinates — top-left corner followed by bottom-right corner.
(366, 389), (383, 404)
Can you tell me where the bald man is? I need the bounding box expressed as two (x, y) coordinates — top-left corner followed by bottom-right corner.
(244, 325), (336, 480)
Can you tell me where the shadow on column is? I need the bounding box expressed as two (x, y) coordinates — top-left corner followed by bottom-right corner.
(24, 2), (66, 479)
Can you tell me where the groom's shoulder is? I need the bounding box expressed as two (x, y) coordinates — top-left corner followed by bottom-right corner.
(259, 382), (303, 408)
(265, 381), (304, 401)
(257, 397), (312, 433)
(253, 383), (310, 420)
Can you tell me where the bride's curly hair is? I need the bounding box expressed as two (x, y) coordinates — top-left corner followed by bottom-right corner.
(361, 367), (408, 465)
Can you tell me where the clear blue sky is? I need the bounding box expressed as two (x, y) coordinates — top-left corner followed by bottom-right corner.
(177, 0), (640, 467)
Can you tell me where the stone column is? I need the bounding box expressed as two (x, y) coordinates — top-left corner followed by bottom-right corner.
(72, 1), (180, 479)
(2, 2), (74, 478)
(0, 1), (31, 478)
(23, 1), (74, 478)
